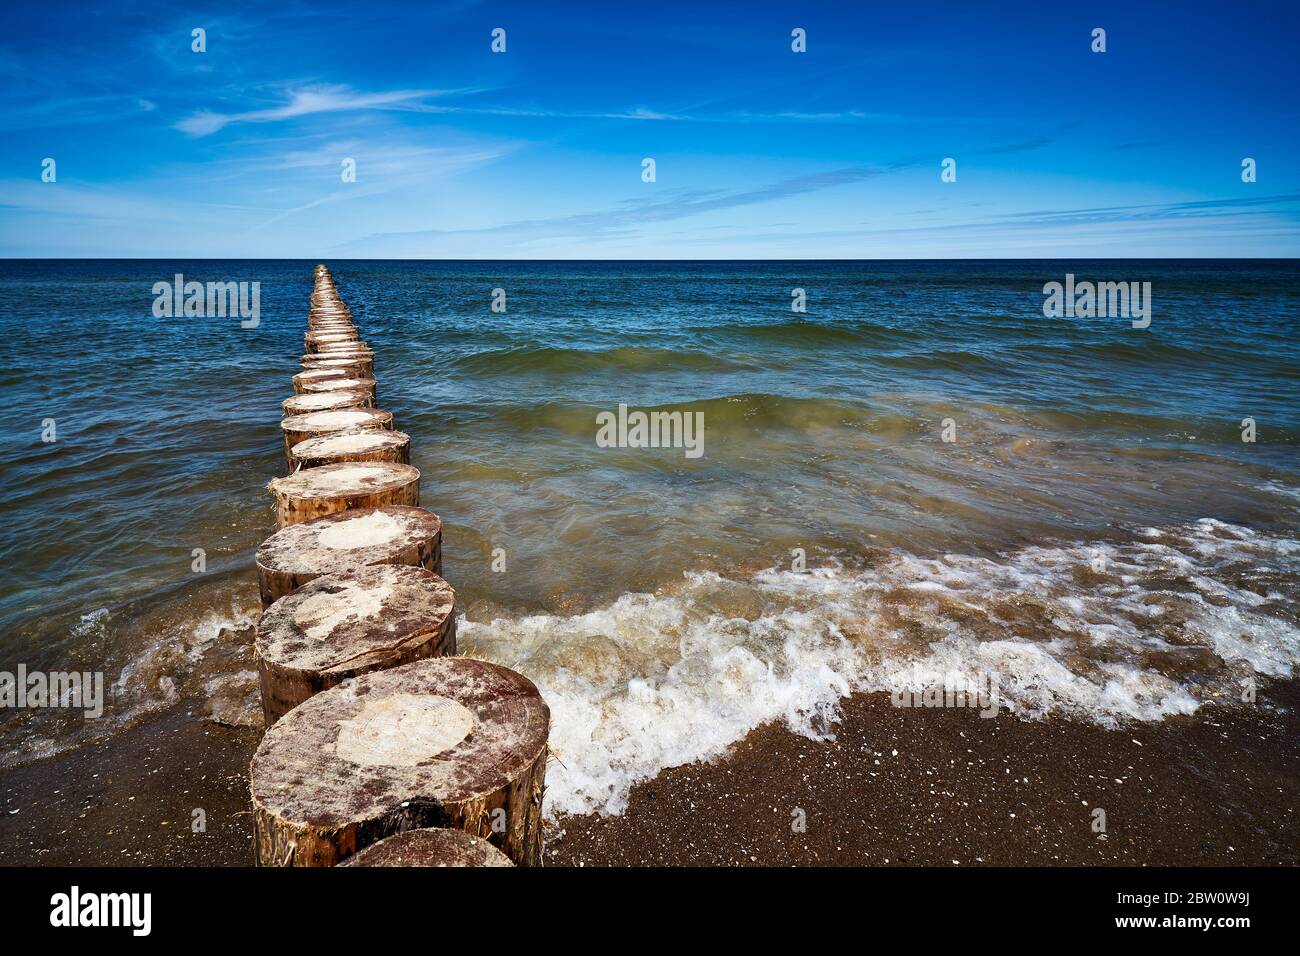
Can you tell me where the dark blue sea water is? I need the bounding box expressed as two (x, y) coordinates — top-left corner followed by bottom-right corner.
(1, 259), (1298, 812)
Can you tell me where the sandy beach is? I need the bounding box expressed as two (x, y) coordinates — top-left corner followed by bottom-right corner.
(5, 676), (1296, 867)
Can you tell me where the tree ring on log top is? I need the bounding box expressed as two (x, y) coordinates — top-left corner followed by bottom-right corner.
(338, 828), (513, 867)
(250, 657), (549, 866)
(282, 390), (372, 416)
(268, 461), (419, 528)
(255, 564), (455, 724)
(289, 427), (409, 470)
(255, 505), (441, 607)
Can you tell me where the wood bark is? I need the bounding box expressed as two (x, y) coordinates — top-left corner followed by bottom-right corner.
(251, 657), (549, 866)
(255, 564), (456, 725)
(255, 504), (442, 607)
(269, 460), (419, 528)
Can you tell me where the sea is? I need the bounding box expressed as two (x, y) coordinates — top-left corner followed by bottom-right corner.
(1, 259), (1297, 818)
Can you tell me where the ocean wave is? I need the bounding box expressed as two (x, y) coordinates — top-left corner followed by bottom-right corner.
(450, 345), (744, 375)
(460, 517), (1300, 818)
(694, 318), (895, 347)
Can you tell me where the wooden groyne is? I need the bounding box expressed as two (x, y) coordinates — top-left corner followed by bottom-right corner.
(249, 264), (550, 867)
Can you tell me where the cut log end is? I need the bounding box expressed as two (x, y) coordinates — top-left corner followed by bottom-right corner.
(282, 390), (373, 417)
(255, 565), (456, 725)
(255, 505), (442, 607)
(269, 460), (419, 528)
(280, 407), (392, 464)
(290, 428), (410, 470)
(300, 357), (374, 379)
(251, 657), (549, 867)
(338, 828), (513, 867)
(292, 368), (348, 394)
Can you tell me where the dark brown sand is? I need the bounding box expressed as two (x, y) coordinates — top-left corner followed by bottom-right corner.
(0, 709), (261, 866)
(3, 684), (1297, 867)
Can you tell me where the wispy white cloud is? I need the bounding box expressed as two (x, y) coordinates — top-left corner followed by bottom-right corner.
(175, 84), (470, 136)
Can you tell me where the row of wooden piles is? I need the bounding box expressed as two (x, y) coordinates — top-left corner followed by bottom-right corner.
(247, 264), (549, 868)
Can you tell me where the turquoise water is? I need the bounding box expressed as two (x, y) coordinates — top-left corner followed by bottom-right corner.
(1, 260), (1298, 812)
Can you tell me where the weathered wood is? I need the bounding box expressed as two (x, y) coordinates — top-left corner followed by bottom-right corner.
(255, 505), (442, 607)
(282, 390), (372, 417)
(339, 828), (513, 867)
(291, 368), (349, 394)
(280, 407), (392, 462)
(269, 461), (420, 528)
(251, 657), (549, 866)
(301, 356), (374, 379)
(289, 428), (410, 470)
(308, 343), (373, 356)
(255, 565), (456, 725)
(301, 376), (377, 400)
(307, 333), (358, 345)
(306, 333), (359, 351)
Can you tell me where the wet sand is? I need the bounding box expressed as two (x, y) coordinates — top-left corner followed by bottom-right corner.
(549, 684), (1300, 866)
(3, 683), (1297, 867)
(0, 709), (260, 866)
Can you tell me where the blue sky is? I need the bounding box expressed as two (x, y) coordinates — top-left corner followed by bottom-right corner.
(1, 0), (1297, 258)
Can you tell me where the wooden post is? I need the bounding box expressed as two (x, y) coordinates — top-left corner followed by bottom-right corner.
(289, 428), (410, 470)
(306, 332), (361, 349)
(268, 461), (420, 528)
(281, 390), (373, 416)
(300, 376), (378, 403)
(339, 828), (513, 867)
(251, 657), (549, 866)
(300, 356), (375, 379)
(255, 505), (442, 607)
(255, 565), (456, 725)
(280, 407), (392, 464)
(292, 368), (348, 394)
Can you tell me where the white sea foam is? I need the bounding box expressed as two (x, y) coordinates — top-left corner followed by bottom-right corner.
(460, 518), (1300, 818)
